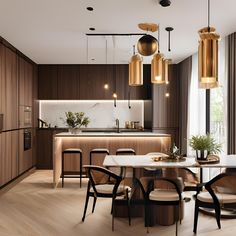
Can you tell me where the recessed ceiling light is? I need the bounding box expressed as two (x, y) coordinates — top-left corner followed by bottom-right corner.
(91, 58), (95, 61)
(159, 0), (171, 7)
(89, 27), (95, 31)
(86, 7), (94, 11)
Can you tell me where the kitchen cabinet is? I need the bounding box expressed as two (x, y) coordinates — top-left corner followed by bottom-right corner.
(38, 64), (151, 100)
(0, 130), (19, 187)
(79, 65), (114, 100)
(57, 65), (79, 99)
(0, 43), (5, 125)
(38, 65), (58, 99)
(19, 56), (33, 106)
(4, 46), (18, 131)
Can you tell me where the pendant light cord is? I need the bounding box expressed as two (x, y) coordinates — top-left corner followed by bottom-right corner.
(158, 25), (160, 53)
(208, 0), (210, 32)
(168, 31), (171, 52)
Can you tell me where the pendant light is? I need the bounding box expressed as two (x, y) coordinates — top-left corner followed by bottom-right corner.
(198, 0), (220, 89)
(137, 23), (158, 56)
(129, 45), (143, 86)
(151, 26), (165, 84)
(163, 59), (169, 84)
(165, 27), (174, 52)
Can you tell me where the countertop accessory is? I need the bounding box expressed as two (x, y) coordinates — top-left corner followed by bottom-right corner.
(196, 154), (220, 164)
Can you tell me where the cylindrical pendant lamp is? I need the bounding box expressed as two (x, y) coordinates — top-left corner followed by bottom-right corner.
(198, 27), (220, 89)
(151, 53), (165, 84)
(129, 54), (143, 86)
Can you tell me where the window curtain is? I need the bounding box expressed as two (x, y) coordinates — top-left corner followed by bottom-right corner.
(228, 33), (236, 154)
(178, 56), (192, 154)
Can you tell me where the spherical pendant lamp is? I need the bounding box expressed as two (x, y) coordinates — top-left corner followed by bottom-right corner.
(137, 34), (158, 56)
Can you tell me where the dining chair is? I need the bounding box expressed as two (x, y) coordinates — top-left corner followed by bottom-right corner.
(82, 165), (131, 231)
(193, 172), (236, 233)
(136, 177), (183, 236)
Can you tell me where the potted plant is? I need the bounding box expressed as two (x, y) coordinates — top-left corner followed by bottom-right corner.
(62, 111), (90, 134)
(189, 134), (222, 160)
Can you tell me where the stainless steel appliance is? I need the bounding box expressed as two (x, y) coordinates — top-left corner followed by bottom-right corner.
(24, 129), (32, 151)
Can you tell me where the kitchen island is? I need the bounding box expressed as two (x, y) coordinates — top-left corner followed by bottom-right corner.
(53, 132), (171, 187)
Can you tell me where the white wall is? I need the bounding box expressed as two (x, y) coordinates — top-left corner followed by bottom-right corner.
(39, 100), (144, 128)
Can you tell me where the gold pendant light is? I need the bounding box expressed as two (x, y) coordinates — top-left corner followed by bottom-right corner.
(151, 53), (165, 84)
(163, 59), (169, 84)
(129, 45), (143, 86)
(198, 0), (220, 89)
(151, 25), (165, 84)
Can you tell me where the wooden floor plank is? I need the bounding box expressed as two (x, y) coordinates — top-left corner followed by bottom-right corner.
(0, 170), (236, 236)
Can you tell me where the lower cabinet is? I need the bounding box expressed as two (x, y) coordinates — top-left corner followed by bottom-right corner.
(0, 129), (34, 188)
(0, 130), (19, 187)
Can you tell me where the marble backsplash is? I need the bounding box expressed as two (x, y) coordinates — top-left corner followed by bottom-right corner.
(39, 100), (144, 128)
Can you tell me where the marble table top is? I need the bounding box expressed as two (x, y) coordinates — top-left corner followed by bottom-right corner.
(103, 154), (236, 168)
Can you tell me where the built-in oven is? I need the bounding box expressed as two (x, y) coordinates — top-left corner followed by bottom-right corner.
(24, 129), (32, 151)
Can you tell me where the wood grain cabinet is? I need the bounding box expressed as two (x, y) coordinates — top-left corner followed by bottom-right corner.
(38, 65), (58, 99)
(57, 65), (79, 99)
(0, 130), (19, 187)
(19, 56), (33, 106)
(3, 46), (18, 131)
(38, 64), (151, 100)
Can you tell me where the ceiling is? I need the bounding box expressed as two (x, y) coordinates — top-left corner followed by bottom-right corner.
(0, 0), (236, 64)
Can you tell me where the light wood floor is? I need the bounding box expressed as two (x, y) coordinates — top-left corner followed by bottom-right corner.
(1, 170), (236, 236)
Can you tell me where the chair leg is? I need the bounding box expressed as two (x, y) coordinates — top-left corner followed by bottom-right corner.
(92, 197), (97, 213)
(215, 205), (221, 229)
(112, 197), (115, 231)
(175, 205), (178, 236)
(126, 189), (131, 226)
(82, 183), (90, 222)
(62, 153), (64, 188)
(80, 153), (82, 188)
(193, 201), (199, 234)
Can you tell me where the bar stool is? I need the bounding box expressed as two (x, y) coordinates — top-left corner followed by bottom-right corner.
(61, 148), (83, 188)
(90, 148), (109, 165)
(116, 148), (136, 155)
(116, 148), (136, 177)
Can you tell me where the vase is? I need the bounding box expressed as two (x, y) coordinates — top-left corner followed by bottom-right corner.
(196, 149), (208, 160)
(68, 128), (82, 134)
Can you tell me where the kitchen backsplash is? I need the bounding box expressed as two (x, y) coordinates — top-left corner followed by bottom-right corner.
(39, 100), (145, 128)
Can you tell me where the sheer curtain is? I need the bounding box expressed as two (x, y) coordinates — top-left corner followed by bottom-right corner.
(187, 38), (227, 181)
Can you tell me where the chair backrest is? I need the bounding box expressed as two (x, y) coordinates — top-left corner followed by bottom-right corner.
(84, 165), (122, 195)
(208, 173), (236, 194)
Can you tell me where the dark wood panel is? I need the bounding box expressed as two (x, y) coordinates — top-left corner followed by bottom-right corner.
(5, 46), (18, 130)
(57, 65), (79, 99)
(152, 64), (179, 128)
(0, 43), (6, 123)
(38, 65), (58, 99)
(36, 129), (53, 169)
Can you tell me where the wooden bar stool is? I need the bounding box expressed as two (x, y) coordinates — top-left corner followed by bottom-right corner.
(61, 148), (83, 188)
(116, 148), (136, 155)
(90, 148), (109, 166)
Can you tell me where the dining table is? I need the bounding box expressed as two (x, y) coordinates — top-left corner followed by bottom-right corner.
(103, 154), (236, 220)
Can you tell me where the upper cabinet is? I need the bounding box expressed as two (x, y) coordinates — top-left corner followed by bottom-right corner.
(38, 65), (58, 99)
(0, 45), (18, 131)
(19, 56), (33, 106)
(38, 64), (151, 100)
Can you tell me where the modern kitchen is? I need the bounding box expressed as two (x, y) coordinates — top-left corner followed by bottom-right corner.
(1, 0), (236, 235)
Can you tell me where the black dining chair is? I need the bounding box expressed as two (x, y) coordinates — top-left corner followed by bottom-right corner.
(193, 172), (236, 233)
(82, 165), (131, 231)
(136, 177), (183, 236)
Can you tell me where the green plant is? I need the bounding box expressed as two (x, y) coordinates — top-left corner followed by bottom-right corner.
(189, 134), (222, 154)
(63, 111), (90, 128)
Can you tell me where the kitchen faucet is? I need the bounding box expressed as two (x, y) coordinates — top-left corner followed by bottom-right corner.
(115, 118), (120, 133)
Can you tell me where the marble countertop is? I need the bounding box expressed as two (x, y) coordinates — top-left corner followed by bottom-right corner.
(54, 132), (171, 137)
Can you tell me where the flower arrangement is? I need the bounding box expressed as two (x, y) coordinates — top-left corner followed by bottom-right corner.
(62, 112), (90, 133)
